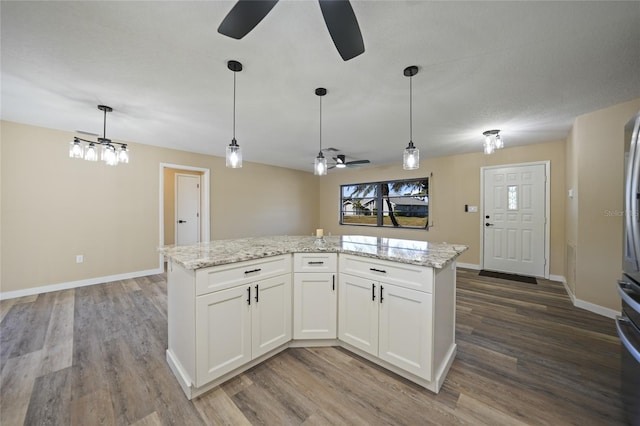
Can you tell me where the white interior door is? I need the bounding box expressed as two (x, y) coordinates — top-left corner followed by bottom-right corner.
(482, 163), (547, 277)
(176, 174), (200, 246)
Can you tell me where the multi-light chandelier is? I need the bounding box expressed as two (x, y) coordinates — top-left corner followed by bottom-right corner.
(69, 105), (129, 166)
(483, 129), (504, 155)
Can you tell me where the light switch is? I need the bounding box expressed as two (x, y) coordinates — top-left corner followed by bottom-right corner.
(568, 189), (574, 199)
(468, 205), (478, 213)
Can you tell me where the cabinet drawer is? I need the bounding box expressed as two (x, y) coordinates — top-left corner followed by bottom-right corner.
(196, 254), (292, 296)
(339, 254), (433, 293)
(293, 253), (337, 273)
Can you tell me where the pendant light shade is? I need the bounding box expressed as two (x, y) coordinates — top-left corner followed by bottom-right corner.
(314, 88), (328, 176)
(226, 60), (243, 168)
(403, 65), (419, 170)
(483, 129), (504, 155)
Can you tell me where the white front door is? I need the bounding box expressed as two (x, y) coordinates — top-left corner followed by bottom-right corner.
(482, 163), (547, 277)
(176, 174), (200, 246)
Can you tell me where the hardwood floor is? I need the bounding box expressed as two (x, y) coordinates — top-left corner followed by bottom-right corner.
(0, 269), (625, 425)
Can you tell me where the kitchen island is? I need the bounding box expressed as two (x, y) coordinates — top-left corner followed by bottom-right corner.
(160, 235), (467, 399)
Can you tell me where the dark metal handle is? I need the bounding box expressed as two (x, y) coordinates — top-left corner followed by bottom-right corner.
(616, 317), (640, 363)
(247, 286), (251, 305)
(178, 220), (186, 223)
(244, 268), (262, 274)
(485, 223), (494, 227)
(618, 281), (640, 313)
(370, 268), (386, 274)
(332, 275), (335, 291)
(380, 285), (384, 303)
(372, 283), (376, 301)
(308, 261), (324, 265)
(255, 284), (259, 303)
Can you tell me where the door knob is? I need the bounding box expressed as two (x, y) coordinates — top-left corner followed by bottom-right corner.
(178, 220), (186, 223)
(485, 223), (494, 227)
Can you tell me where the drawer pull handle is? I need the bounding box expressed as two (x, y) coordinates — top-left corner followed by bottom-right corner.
(372, 283), (376, 301)
(380, 285), (384, 303)
(370, 268), (387, 274)
(255, 284), (259, 303)
(308, 261), (324, 265)
(332, 275), (335, 291)
(247, 286), (251, 305)
(245, 268), (262, 274)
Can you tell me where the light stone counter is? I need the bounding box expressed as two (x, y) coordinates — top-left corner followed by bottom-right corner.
(159, 235), (467, 270)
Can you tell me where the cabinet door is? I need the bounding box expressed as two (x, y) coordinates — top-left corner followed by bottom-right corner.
(338, 273), (378, 356)
(378, 283), (433, 380)
(195, 285), (252, 387)
(293, 273), (337, 339)
(252, 274), (292, 358)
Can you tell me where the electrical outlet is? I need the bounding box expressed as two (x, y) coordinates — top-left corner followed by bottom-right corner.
(76, 255), (84, 264)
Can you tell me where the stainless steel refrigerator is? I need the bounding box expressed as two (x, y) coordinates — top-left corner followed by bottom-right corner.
(618, 111), (640, 426)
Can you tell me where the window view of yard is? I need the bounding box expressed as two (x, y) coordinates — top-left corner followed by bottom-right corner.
(340, 178), (429, 229)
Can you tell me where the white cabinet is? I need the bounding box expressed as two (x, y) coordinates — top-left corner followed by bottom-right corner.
(188, 255), (291, 388)
(338, 254), (436, 381)
(293, 253), (337, 339)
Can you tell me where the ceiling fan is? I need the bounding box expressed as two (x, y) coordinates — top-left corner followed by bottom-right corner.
(217, 0), (365, 61)
(329, 154), (370, 169)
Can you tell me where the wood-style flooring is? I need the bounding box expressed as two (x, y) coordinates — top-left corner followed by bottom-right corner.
(0, 268), (625, 425)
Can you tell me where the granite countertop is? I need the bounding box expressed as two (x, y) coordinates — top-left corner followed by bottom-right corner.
(159, 235), (468, 270)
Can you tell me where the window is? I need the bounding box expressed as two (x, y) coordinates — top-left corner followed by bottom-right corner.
(340, 178), (429, 229)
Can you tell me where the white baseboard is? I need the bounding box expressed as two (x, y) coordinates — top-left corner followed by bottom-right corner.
(549, 274), (566, 284)
(573, 298), (620, 319)
(0, 267), (164, 301)
(457, 262), (480, 270)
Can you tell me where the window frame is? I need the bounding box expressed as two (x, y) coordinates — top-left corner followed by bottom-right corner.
(339, 177), (430, 230)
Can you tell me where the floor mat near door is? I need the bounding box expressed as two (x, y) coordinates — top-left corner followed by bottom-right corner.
(479, 270), (537, 284)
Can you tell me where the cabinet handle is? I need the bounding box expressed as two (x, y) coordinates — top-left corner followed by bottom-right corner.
(380, 285), (384, 303)
(247, 286), (251, 305)
(308, 261), (324, 265)
(372, 283), (376, 301)
(332, 275), (335, 291)
(244, 268), (262, 274)
(370, 268), (386, 274)
(255, 284), (259, 303)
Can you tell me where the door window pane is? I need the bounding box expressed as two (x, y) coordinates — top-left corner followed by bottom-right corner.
(508, 185), (518, 210)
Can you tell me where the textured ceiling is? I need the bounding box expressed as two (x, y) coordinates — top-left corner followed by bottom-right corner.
(2, 1), (639, 171)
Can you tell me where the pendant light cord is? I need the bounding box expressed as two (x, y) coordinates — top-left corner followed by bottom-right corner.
(319, 95), (322, 152)
(103, 107), (107, 139)
(409, 74), (413, 142)
(233, 71), (236, 140)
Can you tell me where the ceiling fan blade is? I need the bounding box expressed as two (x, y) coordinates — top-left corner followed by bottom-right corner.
(218, 0), (279, 39)
(346, 159), (370, 166)
(318, 0), (365, 61)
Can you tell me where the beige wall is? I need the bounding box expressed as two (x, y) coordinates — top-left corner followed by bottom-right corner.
(163, 168), (203, 246)
(317, 140), (566, 277)
(567, 98), (640, 311)
(0, 121), (319, 293)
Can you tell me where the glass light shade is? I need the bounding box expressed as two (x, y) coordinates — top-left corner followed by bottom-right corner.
(336, 163), (346, 169)
(118, 146), (129, 164)
(226, 140), (242, 168)
(403, 142), (419, 170)
(84, 143), (98, 161)
(484, 140), (495, 155)
(69, 140), (84, 158)
(104, 145), (118, 166)
(494, 134), (504, 149)
(314, 154), (327, 176)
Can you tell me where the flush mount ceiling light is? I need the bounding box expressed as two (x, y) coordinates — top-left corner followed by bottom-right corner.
(70, 105), (128, 166)
(403, 65), (419, 170)
(226, 60), (243, 168)
(314, 88), (328, 176)
(483, 129), (504, 155)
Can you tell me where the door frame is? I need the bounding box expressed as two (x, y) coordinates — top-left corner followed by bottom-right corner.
(479, 161), (550, 279)
(175, 173), (202, 245)
(159, 163), (210, 266)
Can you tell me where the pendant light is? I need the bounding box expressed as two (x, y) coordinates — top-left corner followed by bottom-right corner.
(226, 60), (243, 168)
(70, 105), (129, 166)
(314, 88), (328, 176)
(403, 65), (419, 170)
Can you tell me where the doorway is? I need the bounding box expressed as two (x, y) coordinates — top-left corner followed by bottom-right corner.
(481, 162), (550, 278)
(175, 173), (201, 245)
(159, 163), (210, 255)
